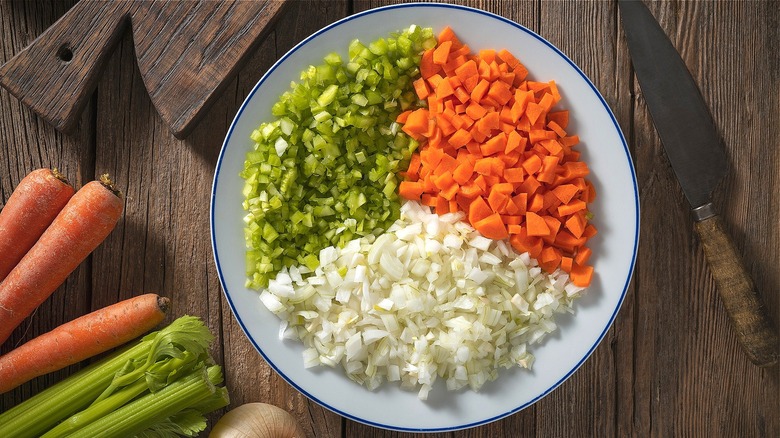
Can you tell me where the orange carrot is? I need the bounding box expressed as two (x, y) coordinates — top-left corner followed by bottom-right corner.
(0, 168), (75, 282)
(473, 212), (508, 240)
(0, 175), (124, 346)
(0, 294), (169, 394)
(398, 28), (597, 276)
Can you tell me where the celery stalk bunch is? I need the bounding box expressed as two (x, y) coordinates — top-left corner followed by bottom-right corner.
(0, 316), (229, 438)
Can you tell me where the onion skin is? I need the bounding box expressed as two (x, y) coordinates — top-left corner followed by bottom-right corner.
(209, 403), (306, 438)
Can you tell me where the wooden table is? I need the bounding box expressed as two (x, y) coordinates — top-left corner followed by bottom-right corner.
(1, 1), (777, 436)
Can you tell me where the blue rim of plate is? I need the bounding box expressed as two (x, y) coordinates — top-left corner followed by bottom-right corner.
(211, 2), (639, 432)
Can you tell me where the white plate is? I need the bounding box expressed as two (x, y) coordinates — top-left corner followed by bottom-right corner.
(211, 3), (639, 432)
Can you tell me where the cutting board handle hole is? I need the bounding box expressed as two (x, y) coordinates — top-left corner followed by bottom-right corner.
(56, 44), (73, 63)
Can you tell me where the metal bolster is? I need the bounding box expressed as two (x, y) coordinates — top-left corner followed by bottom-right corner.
(692, 202), (717, 221)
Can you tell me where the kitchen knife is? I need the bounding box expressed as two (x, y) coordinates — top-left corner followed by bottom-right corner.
(618, 0), (778, 367)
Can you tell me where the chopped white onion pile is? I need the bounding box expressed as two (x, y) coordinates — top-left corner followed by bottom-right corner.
(260, 201), (585, 400)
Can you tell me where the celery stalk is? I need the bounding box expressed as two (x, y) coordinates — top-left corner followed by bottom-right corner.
(0, 316), (218, 438)
(41, 354), (196, 438)
(0, 342), (148, 438)
(66, 366), (219, 438)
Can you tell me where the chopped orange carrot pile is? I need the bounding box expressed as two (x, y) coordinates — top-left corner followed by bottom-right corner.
(398, 27), (597, 287)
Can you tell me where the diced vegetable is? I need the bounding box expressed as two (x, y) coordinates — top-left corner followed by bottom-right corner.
(261, 201), (584, 399)
(397, 27), (596, 284)
(241, 25), (437, 288)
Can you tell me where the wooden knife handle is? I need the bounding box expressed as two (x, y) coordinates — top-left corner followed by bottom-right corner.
(0, 1), (133, 132)
(695, 214), (779, 367)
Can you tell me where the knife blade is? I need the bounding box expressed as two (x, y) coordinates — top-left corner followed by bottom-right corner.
(619, 0), (778, 367)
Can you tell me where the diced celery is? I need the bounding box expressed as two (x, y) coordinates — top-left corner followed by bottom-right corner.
(241, 25), (433, 287)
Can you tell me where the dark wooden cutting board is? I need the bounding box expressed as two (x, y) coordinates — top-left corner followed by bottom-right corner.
(0, 0), (289, 139)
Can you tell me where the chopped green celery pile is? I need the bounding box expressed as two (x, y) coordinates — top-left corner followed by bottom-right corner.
(0, 316), (229, 438)
(241, 24), (436, 289)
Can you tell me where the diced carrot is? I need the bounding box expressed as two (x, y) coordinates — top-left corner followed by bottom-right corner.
(438, 26), (462, 47)
(435, 195), (449, 215)
(434, 154), (458, 176)
(468, 195), (492, 225)
(433, 40), (453, 65)
(521, 154), (542, 175)
(466, 102), (488, 120)
(527, 192), (544, 212)
(420, 49), (440, 79)
(557, 199), (587, 216)
(436, 76), (455, 99)
(565, 212), (586, 238)
(548, 120), (567, 138)
(526, 211), (550, 236)
(448, 128), (472, 148)
(452, 161), (475, 185)
(454, 86), (470, 104)
(503, 167), (524, 183)
(539, 93), (555, 111)
(474, 213), (509, 240)
(479, 49), (496, 63)
(471, 79), (490, 102)
(487, 189), (509, 212)
(561, 135), (580, 147)
(561, 256), (574, 273)
(525, 101), (545, 125)
(402, 108), (430, 137)
(512, 193), (527, 215)
(487, 81), (512, 105)
(481, 132), (507, 156)
(570, 263), (594, 287)
(517, 174), (541, 196)
(542, 190), (562, 212)
(455, 59), (479, 83)
(399, 181), (425, 200)
(413, 78), (430, 100)
(497, 49), (520, 68)
(396, 31), (596, 278)
(547, 110), (569, 129)
(574, 246), (592, 265)
(552, 184), (579, 204)
(396, 109), (412, 124)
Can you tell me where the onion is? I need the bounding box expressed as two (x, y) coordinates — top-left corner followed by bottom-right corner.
(210, 403), (306, 438)
(261, 201), (584, 400)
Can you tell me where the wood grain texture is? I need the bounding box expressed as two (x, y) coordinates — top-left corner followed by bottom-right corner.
(131, 0), (290, 138)
(0, 0), (131, 132)
(0, 1), (778, 437)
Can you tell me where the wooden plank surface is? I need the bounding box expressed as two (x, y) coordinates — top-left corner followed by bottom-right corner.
(0, 1), (777, 436)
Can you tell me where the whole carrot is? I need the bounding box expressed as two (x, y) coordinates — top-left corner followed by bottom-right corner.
(0, 294), (169, 394)
(0, 174), (124, 346)
(0, 168), (75, 282)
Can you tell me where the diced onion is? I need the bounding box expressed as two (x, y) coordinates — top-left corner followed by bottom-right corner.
(261, 201), (585, 400)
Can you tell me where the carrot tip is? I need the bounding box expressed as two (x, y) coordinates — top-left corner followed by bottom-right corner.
(98, 174), (123, 198)
(157, 296), (171, 314)
(50, 168), (70, 186)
